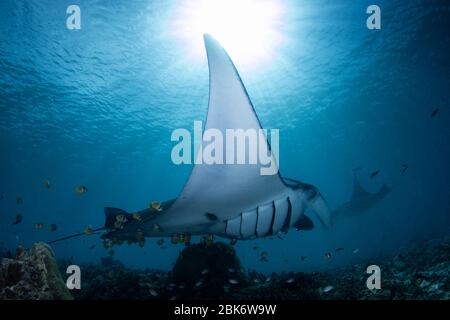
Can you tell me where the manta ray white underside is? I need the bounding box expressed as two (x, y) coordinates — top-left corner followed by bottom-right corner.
(50, 35), (331, 246)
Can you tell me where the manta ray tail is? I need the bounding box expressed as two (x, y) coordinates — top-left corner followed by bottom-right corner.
(47, 208), (134, 245)
(47, 227), (105, 244)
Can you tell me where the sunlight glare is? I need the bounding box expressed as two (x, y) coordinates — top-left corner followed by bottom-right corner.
(171, 0), (286, 69)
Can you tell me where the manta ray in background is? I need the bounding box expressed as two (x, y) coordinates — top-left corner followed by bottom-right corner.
(331, 171), (391, 225)
(50, 34), (331, 246)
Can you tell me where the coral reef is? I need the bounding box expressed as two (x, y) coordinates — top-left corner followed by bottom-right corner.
(63, 237), (449, 300)
(0, 242), (72, 300)
(1, 237), (449, 300)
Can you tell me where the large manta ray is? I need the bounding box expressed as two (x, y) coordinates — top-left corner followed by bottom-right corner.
(331, 171), (391, 224)
(50, 35), (331, 246)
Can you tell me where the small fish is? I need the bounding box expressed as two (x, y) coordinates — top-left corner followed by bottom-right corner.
(285, 278), (295, 284)
(16, 197), (23, 204)
(132, 213), (142, 221)
(201, 268), (209, 275)
(152, 224), (162, 233)
(178, 284), (185, 289)
(114, 214), (127, 229)
(228, 268), (235, 273)
(12, 214), (23, 225)
(0, 194), (4, 200)
(401, 164), (408, 173)
(252, 246), (260, 250)
(206, 234), (214, 243)
(228, 279), (239, 285)
(156, 239), (164, 246)
(352, 248), (360, 254)
(230, 238), (237, 245)
(75, 185), (88, 194)
(283, 258), (288, 262)
(171, 234), (180, 244)
(370, 170), (380, 179)
(322, 285), (334, 293)
(34, 223), (44, 230)
(300, 256), (308, 261)
(325, 252), (332, 259)
(335, 248), (344, 252)
(103, 238), (113, 248)
(180, 233), (191, 244)
(253, 278), (261, 284)
(48, 224), (57, 232)
(89, 245), (96, 249)
(205, 212), (218, 221)
(260, 251), (268, 258)
(43, 180), (50, 189)
(149, 289), (158, 297)
(265, 276), (272, 282)
(169, 296), (176, 300)
(84, 225), (93, 235)
(150, 201), (162, 211)
(430, 108), (439, 118)
(276, 234), (284, 240)
(195, 280), (203, 287)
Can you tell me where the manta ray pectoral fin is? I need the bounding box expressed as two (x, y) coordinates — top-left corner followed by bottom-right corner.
(301, 184), (332, 228)
(161, 34), (287, 226)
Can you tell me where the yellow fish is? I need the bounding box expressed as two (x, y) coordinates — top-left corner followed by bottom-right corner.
(132, 213), (142, 221)
(48, 224), (57, 232)
(84, 225), (93, 235)
(75, 185), (88, 194)
(171, 235), (180, 244)
(16, 196), (23, 204)
(35, 223), (44, 230)
(150, 201), (162, 211)
(43, 180), (50, 189)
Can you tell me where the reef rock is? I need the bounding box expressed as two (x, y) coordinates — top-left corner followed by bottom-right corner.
(0, 242), (72, 300)
(171, 241), (247, 298)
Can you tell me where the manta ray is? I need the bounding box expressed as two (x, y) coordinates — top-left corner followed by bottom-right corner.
(331, 171), (391, 224)
(50, 34), (331, 246)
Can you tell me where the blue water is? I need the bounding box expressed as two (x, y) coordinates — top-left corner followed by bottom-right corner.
(0, 0), (449, 274)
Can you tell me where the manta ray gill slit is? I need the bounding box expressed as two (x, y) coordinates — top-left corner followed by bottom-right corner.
(171, 0), (286, 69)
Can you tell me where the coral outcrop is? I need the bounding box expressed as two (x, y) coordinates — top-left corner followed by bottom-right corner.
(0, 242), (72, 300)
